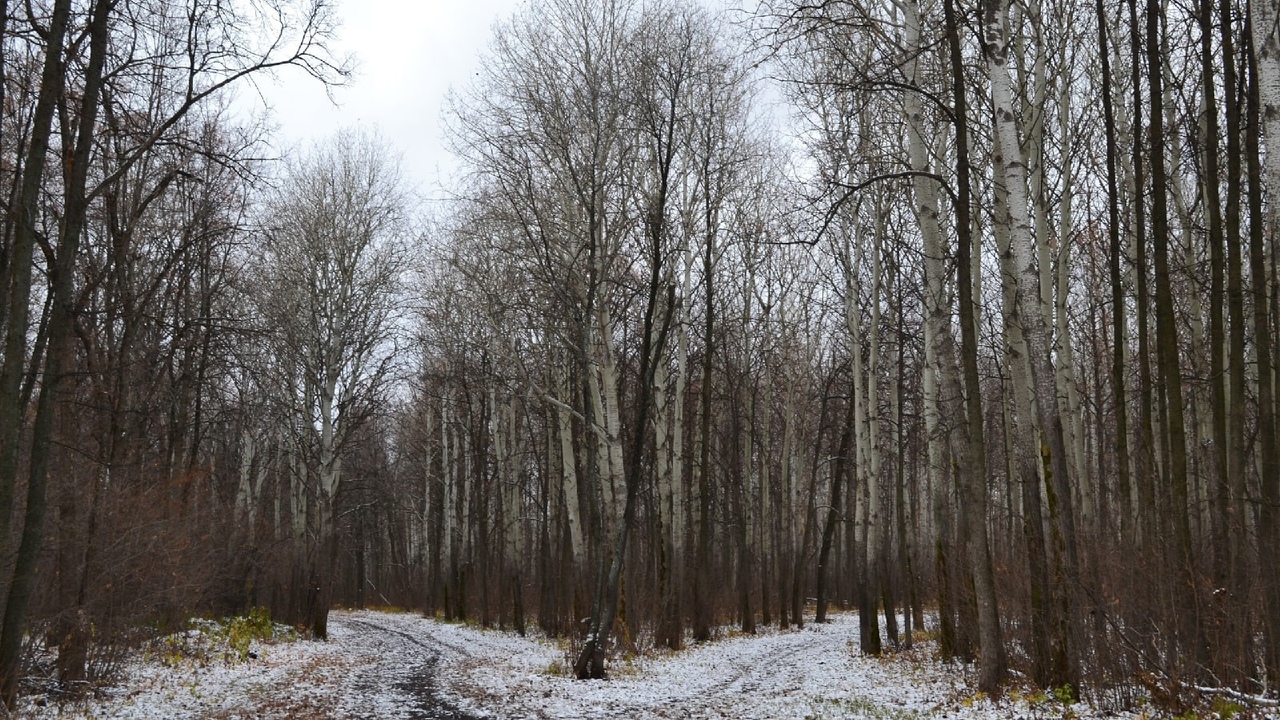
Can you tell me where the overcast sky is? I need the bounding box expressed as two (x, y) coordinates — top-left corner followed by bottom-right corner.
(247, 0), (768, 202)
(247, 0), (526, 198)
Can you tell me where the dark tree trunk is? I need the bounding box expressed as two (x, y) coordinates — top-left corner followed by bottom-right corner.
(0, 0), (72, 623)
(1145, 0), (1201, 674)
(1097, 0), (1132, 553)
(692, 219), (714, 645)
(816, 397), (854, 623)
(1217, 0), (1249, 683)
(0, 0), (110, 704)
(947, 0), (1005, 692)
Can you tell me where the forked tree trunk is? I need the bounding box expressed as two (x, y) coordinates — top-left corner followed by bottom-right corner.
(0, 0), (71, 565)
(816, 396), (854, 624)
(573, 234), (676, 679)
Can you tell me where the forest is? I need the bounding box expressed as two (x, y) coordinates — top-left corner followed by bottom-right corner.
(0, 0), (1278, 712)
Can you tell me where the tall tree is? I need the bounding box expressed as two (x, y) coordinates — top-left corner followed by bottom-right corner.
(253, 130), (407, 639)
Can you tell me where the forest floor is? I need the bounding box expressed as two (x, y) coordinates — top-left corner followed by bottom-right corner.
(14, 609), (1151, 719)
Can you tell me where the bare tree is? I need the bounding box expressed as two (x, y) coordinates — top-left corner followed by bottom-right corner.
(0, 0), (346, 700)
(252, 129), (408, 639)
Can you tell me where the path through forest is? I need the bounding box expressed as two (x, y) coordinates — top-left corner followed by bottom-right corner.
(19, 610), (1107, 719)
(337, 616), (478, 720)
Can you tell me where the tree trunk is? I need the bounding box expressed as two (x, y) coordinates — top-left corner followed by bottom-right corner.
(816, 398), (854, 624)
(1217, 0), (1248, 681)
(1145, 0), (1200, 673)
(0, 0), (108, 703)
(1096, 0), (1133, 550)
(574, 153), (678, 677)
(1245, 13), (1280, 680)
(692, 215), (715, 644)
(950, 0), (1006, 692)
(994, 120), (1055, 688)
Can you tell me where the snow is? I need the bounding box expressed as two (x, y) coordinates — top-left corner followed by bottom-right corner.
(16, 610), (1153, 719)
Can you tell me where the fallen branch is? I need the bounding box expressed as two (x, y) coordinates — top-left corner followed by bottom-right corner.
(1191, 685), (1280, 708)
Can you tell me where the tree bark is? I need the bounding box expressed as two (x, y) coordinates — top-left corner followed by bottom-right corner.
(949, 0), (1006, 692)
(1145, 0), (1200, 671)
(1096, 0), (1133, 549)
(0, 0), (109, 704)
(0, 0), (72, 616)
(1245, 10), (1280, 680)
(816, 396), (854, 624)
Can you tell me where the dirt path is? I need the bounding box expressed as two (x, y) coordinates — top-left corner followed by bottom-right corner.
(14, 611), (1033, 720)
(333, 616), (481, 720)
(404, 613), (876, 720)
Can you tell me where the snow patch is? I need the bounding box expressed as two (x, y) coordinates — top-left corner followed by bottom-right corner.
(17, 610), (1158, 719)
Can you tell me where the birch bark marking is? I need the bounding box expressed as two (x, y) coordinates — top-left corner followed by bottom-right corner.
(1240, 12), (1280, 680)
(994, 115), (1055, 687)
(557, 399), (586, 566)
(1253, 0), (1280, 241)
(903, 0), (961, 665)
(944, 0), (1005, 691)
(984, 0), (1078, 688)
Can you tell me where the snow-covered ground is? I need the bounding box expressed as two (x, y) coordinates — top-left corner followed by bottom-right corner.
(17, 610), (1122, 719)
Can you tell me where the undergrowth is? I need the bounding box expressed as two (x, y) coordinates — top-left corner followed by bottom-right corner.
(148, 606), (296, 667)
(805, 695), (923, 720)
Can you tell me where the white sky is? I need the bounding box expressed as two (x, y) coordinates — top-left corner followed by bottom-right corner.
(247, 0), (526, 199)
(245, 0), (774, 204)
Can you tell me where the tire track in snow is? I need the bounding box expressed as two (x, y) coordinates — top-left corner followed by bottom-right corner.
(531, 624), (844, 719)
(335, 616), (480, 720)
(718, 634), (818, 695)
(656, 625), (840, 717)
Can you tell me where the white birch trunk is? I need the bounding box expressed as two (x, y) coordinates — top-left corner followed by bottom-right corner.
(845, 208), (884, 616)
(995, 115), (1050, 549)
(1256, 0), (1280, 241)
(558, 399), (585, 565)
(902, 0), (948, 565)
(590, 305), (626, 535)
(237, 429), (256, 526)
(654, 347), (678, 574)
(846, 229), (870, 592)
(318, 364), (341, 502)
(990, 0), (1064, 490)
(672, 252), (691, 551)
(442, 399), (456, 575)
(653, 254), (689, 578)
(869, 212), (883, 570)
(289, 432), (306, 542)
(1054, 56), (1090, 529)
